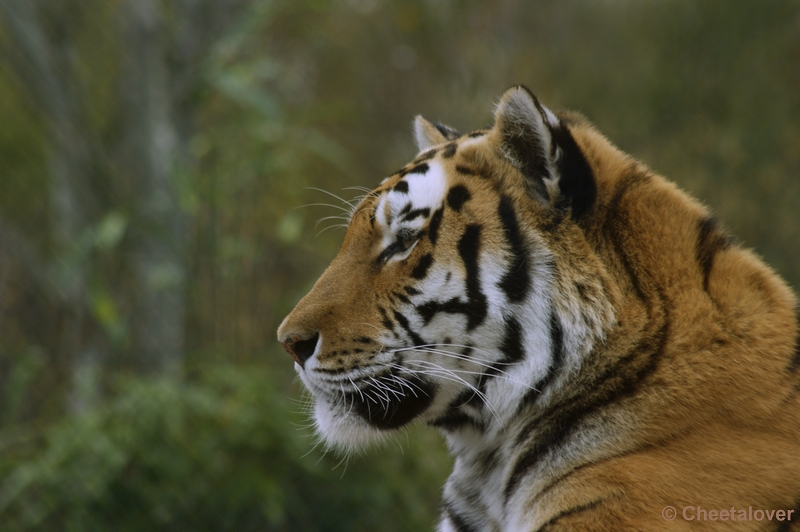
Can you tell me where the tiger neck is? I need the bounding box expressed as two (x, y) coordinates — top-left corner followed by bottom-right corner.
(439, 281), (616, 456)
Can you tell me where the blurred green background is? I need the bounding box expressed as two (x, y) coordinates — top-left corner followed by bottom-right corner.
(0, 0), (798, 530)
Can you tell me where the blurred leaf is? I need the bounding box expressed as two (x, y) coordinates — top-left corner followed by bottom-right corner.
(145, 263), (184, 291)
(1, 348), (47, 425)
(276, 211), (304, 244)
(92, 212), (127, 251)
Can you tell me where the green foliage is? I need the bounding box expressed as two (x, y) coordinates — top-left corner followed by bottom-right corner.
(0, 364), (448, 532)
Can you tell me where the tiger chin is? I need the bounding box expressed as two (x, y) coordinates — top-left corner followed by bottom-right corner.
(278, 86), (800, 531)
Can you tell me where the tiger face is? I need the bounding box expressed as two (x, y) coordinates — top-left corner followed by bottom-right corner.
(278, 87), (614, 452)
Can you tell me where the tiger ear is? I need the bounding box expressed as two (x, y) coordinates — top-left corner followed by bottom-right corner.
(494, 86), (595, 219)
(413, 116), (461, 152)
(493, 86), (560, 204)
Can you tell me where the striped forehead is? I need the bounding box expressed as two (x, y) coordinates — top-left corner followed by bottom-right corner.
(375, 160), (449, 234)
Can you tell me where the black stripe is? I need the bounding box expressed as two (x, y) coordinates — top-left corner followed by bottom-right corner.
(449, 387), (480, 408)
(414, 148), (437, 163)
(477, 317), (527, 396)
(378, 306), (394, 331)
(428, 207), (444, 245)
(393, 181), (409, 193)
(314, 366), (351, 375)
(402, 207), (431, 221)
(530, 440), (655, 514)
(443, 502), (479, 532)
(455, 164), (478, 176)
(411, 253), (434, 280)
(454, 162), (492, 179)
(430, 409), (485, 432)
(550, 312), (564, 370)
(497, 195), (531, 303)
(403, 286), (421, 296)
(452, 344), (480, 406)
(415, 300), (439, 324)
(443, 142), (458, 158)
(604, 170), (651, 222)
(475, 448), (499, 476)
(696, 217), (734, 292)
(517, 312), (564, 411)
(535, 498), (605, 532)
(458, 225), (488, 331)
(499, 316), (525, 364)
(415, 297), (476, 325)
(447, 185), (471, 212)
(378, 307), (394, 332)
(392, 309), (425, 346)
(392, 291), (411, 304)
(476, 317), (526, 395)
(399, 162), (430, 178)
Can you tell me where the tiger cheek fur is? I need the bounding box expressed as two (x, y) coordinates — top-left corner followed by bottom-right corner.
(278, 86), (800, 531)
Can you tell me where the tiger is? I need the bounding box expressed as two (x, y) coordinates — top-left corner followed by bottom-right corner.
(277, 86), (800, 531)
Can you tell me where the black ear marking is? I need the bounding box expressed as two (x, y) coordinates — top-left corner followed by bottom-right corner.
(434, 122), (461, 140)
(550, 123), (596, 220)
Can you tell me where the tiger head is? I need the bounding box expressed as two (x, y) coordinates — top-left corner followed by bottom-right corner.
(277, 86), (616, 452)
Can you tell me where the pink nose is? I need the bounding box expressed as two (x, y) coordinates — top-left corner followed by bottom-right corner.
(280, 333), (319, 368)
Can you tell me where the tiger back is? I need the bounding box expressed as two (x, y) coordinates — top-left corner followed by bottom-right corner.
(278, 86), (800, 531)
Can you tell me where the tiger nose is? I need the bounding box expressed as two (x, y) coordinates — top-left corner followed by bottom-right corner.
(280, 332), (320, 368)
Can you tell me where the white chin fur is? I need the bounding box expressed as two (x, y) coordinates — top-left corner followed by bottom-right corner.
(313, 399), (392, 454)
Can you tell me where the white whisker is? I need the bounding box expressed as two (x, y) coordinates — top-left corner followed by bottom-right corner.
(387, 344), (534, 388)
(314, 214), (351, 229)
(304, 187), (359, 209)
(387, 361), (501, 425)
(297, 201), (353, 214)
(315, 223), (349, 237)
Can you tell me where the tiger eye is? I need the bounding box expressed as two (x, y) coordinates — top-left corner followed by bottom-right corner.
(397, 228), (417, 250)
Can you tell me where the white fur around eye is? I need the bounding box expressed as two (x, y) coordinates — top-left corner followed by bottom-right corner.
(376, 161), (448, 231)
(374, 160), (448, 263)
